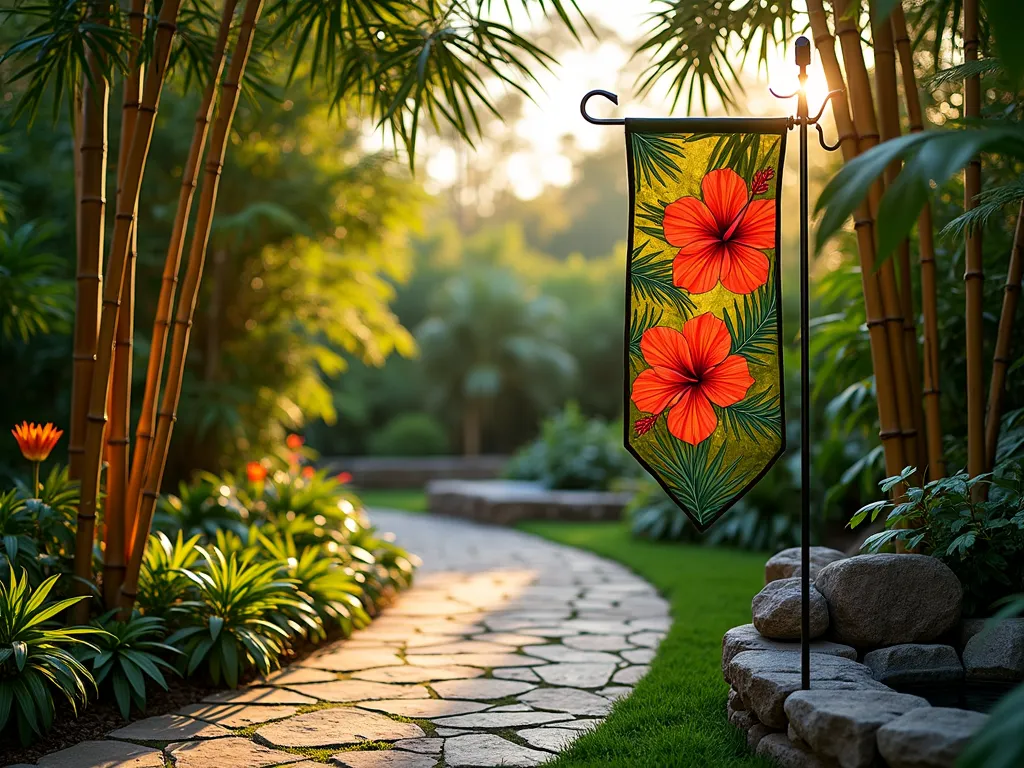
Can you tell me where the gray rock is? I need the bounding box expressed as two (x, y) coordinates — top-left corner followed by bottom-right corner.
(766, 547), (847, 584)
(516, 726), (583, 751)
(748, 722), (779, 748)
(753, 578), (829, 640)
(788, 723), (810, 750)
(722, 625), (857, 683)
(394, 738), (444, 754)
(784, 689), (931, 768)
(963, 618), (1024, 681)
(332, 752), (438, 768)
(876, 706), (988, 768)
(959, 618), (986, 649)
(534, 662), (617, 688)
(444, 733), (551, 766)
(431, 711), (572, 728)
(862, 644), (964, 686)
(729, 707), (758, 730)
(814, 554), (962, 648)
(432, 678), (535, 700)
(517, 687), (612, 716)
(728, 650), (890, 728)
(728, 687), (746, 713)
(756, 733), (839, 768)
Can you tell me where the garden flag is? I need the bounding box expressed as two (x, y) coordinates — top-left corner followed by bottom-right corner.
(625, 118), (789, 531)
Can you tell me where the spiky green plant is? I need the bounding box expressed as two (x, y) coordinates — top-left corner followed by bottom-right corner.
(154, 474), (247, 540)
(78, 612), (179, 719)
(0, 571), (104, 744)
(167, 546), (317, 687)
(136, 531), (201, 618)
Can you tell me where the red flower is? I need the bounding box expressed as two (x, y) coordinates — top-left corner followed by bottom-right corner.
(302, 466), (315, 479)
(12, 422), (63, 462)
(246, 461), (267, 483)
(631, 313), (755, 446)
(286, 434), (304, 450)
(663, 167), (775, 295)
(336, 471), (352, 485)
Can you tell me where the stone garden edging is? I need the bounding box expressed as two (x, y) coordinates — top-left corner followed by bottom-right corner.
(724, 547), (1024, 768)
(426, 479), (632, 525)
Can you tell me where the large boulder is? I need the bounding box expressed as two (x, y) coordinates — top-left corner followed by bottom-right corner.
(727, 650), (889, 728)
(766, 547), (847, 584)
(753, 578), (829, 640)
(785, 689), (930, 768)
(814, 554), (962, 648)
(876, 707), (988, 768)
(962, 618), (1024, 681)
(722, 624), (856, 682)
(862, 644), (964, 686)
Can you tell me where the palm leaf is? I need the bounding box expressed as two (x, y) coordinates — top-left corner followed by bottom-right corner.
(630, 243), (696, 316)
(631, 133), (687, 189)
(629, 304), (664, 364)
(636, 199), (669, 241)
(723, 283), (777, 365)
(716, 389), (782, 441)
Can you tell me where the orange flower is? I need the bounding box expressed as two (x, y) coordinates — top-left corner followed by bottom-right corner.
(631, 313), (755, 445)
(246, 461), (268, 483)
(302, 466), (314, 479)
(12, 422), (63, 462)
(663, 167), (775, 295)
(336, 471), (352, 485)
(286, 434), (304, 450)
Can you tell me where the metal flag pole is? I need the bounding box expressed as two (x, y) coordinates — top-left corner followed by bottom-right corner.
(772, 36), (842, 690)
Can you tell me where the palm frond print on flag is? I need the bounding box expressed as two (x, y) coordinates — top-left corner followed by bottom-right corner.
(624, 119), (788, 531)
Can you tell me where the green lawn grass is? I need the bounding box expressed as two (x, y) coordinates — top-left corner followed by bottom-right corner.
(359, 488), (427, 513)
(518, 520), (775, 768)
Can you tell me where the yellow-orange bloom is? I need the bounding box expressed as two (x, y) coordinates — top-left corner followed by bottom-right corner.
(12, 422), (63, 462)
(246, 461), (268, 483)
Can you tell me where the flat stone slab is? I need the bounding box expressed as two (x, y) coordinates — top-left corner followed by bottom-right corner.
(427, 479), (631, 526)
(517, 727), (584, 751)
(176, 702), (299, 727)
(612, 665), (649, 684)
(257, 707), (424, 748)
(288, 680), (431, 702)
(522, 644), (620, 664)
(255, 667), (337, 685)
(359, 698), (490, 717)
(535, 662), (618, 688)
(518, 687), (613, 716)
(300, 648), (404, 672)
(755, 732), (835, 768)
(444, 733), (552, 767)
(204, 686), (318, 705)
(432, 711), (573, 728)
(393, 737), (444, 754)
(108, 714), (230, 742)
(411, 639), (517, 654)
(354, 665), (486, 683)
(473, 632), (551, 646)
(35, 741), (165, 768)
(877, 707), (988, 768)
(562, 634), (633, 652)
(331, 751), (438, 768)
(493, 667), (540, 682)
(963, 618), (1024, 681)
(432, 678), (536, 700)
(167, 737), (303, 768)
(405, 652), (544, 668)
(723, 624), (857, 681)
(785, 689), (931, 768)
(863, 644), (964, 686)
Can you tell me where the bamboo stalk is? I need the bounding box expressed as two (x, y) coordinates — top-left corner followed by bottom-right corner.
(71, 0), (183, 624)
(807, 0), (907, 492)
(892, 3), (946, 479)
(121, 0), (266, 613)
(69, 1), (110, 481)
(963, 0), (985, 487)
(103, 0), (146, 610)
(123, 0), (239, 563)
(984, 202), (1024, 468)
(872, 7), (926, 480)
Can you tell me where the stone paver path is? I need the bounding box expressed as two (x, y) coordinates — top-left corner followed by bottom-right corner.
(15, 511), (669, 768)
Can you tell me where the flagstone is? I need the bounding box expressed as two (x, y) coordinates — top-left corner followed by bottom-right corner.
(598, 685), (633, 701)
(405, 653), (544, 668)
(514, 626), (581, 638)
(518, 687), (613, 716)
(254, 666), (337, 686)
(108, 714), (230, 742)
(431, 711), (572, 728)
(431, 678), (536, 700)
(203, 686), (317, 706)
(35, 741), (164, 768)
(488, 704), (534, 712)
(353, 665), (486, 683)
(287, 680), (431, 701)
(612, 665), (650, 684)
(562, 634), (634, 652)
(627, 631), (666, 648)
(166, 737), (303, 768)
(176, 703), (299, 728)
(444, 734), (551, 767)
(517, 727), (584, 752)
(331, 751), (438, 768)
(394, 737), (444, 754)
(522, 644), (621, 664)
(411, 640), (518, 655)
(470, 632), (550, 646)
(493, 667), (541, 681)
(535, 662), (617, 688)
(435, 728), (472, 736)
(539, 718), (602, 732)
(257, 707), (424, 748)
(622, 648), (655, 664)
(359, 698), (490, 717)
(404, 633), (475, 648)
(300, 648), (404, 672)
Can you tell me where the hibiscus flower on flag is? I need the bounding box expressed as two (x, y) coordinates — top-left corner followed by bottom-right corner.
(631, 313), (755, 446)
(663, 167), (776, 295)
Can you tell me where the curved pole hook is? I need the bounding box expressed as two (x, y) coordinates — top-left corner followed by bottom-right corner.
(809, 89), (845, 125)
(769, 86), (799, 100)
(816, 122), (842, 152)
(581, 89), (625, 126)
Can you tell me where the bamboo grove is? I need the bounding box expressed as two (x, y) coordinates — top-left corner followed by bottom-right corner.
(803, 0), (1023, 502)
(0, 0), (588, 623)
